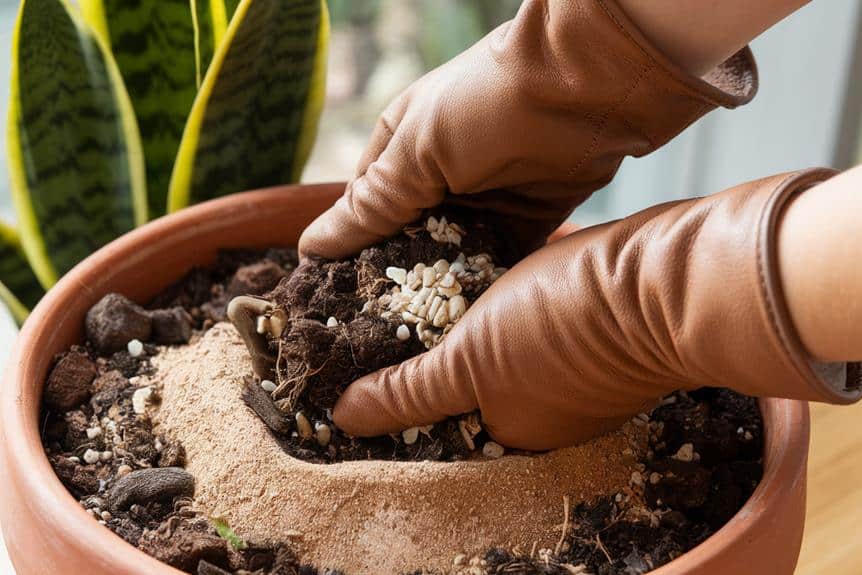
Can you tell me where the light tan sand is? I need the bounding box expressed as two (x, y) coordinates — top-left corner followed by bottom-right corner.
(149, 323), (645, 574)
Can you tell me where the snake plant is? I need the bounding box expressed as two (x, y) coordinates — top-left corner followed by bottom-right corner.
(1, 0), (328, 325)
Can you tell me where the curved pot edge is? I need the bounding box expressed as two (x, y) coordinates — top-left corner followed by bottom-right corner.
(0, 183), (811, 574)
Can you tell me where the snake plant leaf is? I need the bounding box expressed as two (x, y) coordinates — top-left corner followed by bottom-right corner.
(0, 223), (46, 326)
(167, 0), (329, 211)
(224, 0), (242, 21)
(80, 0), (222, 217)
(7, 0), (147, 288)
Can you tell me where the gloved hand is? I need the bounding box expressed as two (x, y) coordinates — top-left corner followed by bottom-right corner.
(299, 0), (756, 260)
(333, 169), (862, 450)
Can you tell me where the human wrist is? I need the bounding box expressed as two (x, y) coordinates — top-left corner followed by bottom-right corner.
(614, 0), (809, 76)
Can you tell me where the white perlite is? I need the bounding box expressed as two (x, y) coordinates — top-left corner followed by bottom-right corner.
(261, 379), (277, 393)
(127, 339), (144, 357)
(131, 386), (153, 414)
(371, 218), (507, 349)
(425, 216), (465, 246)
(82, 449), (100, 464)
(395, 324), (410, 341)
(672, 442), (695, 462)
(482, 441), (505, 459)
(402, 427), (420, 445)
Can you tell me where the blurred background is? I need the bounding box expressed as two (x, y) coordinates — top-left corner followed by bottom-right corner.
(2, 1), (861, 227)
(1, 1), (861, 573)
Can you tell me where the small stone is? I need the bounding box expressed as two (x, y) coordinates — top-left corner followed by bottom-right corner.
(314, 422), (332, 447)
(672, 442), (695, 462)
(432, 259), (450, 275)
(482, 441), (505, 459)
(44, 349), (97, 410)
(453, 554), (466, 566)
(131, 386), (153, 414)
(448, 295), (467, 322)
(385, 266), (407, 285)
(431, 305), (449, 328)
(116, 464), (132, 478)
(326, 316), (338, 327)
(100, 451), (113, 462)
(149, 307), (193, 345)
(630, 471), (644, 488)
(107, 467), (195, 512)
(260, 379), (277, 393)
(100, 510), (112, 521)
(227, 261), (287, 298)
(437, 283), (462, 298)
(83, 449), (100, 464)
(438, 272), (457, 288)
(127, 339), (144, 357)
(396, 324), (410, 341)
(296, 412), (313, 439)
(422, 267), (437, 287)
(649, 472), (662, 485)
(85, 426), (102, 440)
(85, 293), (152, 355)
(402, 427), (419, 445)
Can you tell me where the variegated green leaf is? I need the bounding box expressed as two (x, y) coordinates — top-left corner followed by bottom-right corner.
(0, 222), (45, 325)
(7, 0), (146, 288)
(81, 0), (220, 217)
(167, 0), (329, 211)
(196, 0), (224, 80)
(224, 0), (242, 21)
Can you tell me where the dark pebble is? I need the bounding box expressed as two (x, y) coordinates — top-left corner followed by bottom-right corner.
(86, 293), (152, 355)
(89, 370), (128, 414)
(108, 467), (195, 511)
(150, 307), (193, 345)
(43, 349), (97, 411)
(241, 377), (291, 434)
(227, 261), (287, 299)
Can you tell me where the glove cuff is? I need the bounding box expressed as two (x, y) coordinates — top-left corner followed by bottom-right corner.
(758, 168), (862, 403)
(597, 0), (758, 110)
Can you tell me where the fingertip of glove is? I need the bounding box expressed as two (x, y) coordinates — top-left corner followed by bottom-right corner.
(332, 374), (402, 436)
(298, 212), (361, 261)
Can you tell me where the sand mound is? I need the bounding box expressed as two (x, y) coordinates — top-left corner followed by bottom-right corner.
(149, 323), (645, 574)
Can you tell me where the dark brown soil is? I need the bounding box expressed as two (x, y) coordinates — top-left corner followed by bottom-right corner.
(244, 211), (515, 463)
(42, 249), (312, 575)
(41, 239), (765, 575)
(149, 248), (298, 329)
(479, 389), (763, 575)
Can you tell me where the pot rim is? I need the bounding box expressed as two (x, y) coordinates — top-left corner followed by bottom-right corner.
(0, 183), (810, 574)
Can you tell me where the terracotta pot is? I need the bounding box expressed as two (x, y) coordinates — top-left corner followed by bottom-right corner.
(0, 183), (810, 574)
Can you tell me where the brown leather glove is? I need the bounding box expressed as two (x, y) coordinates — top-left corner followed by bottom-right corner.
(299, 0), (757, 260)
(332, 169), (862, 450)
